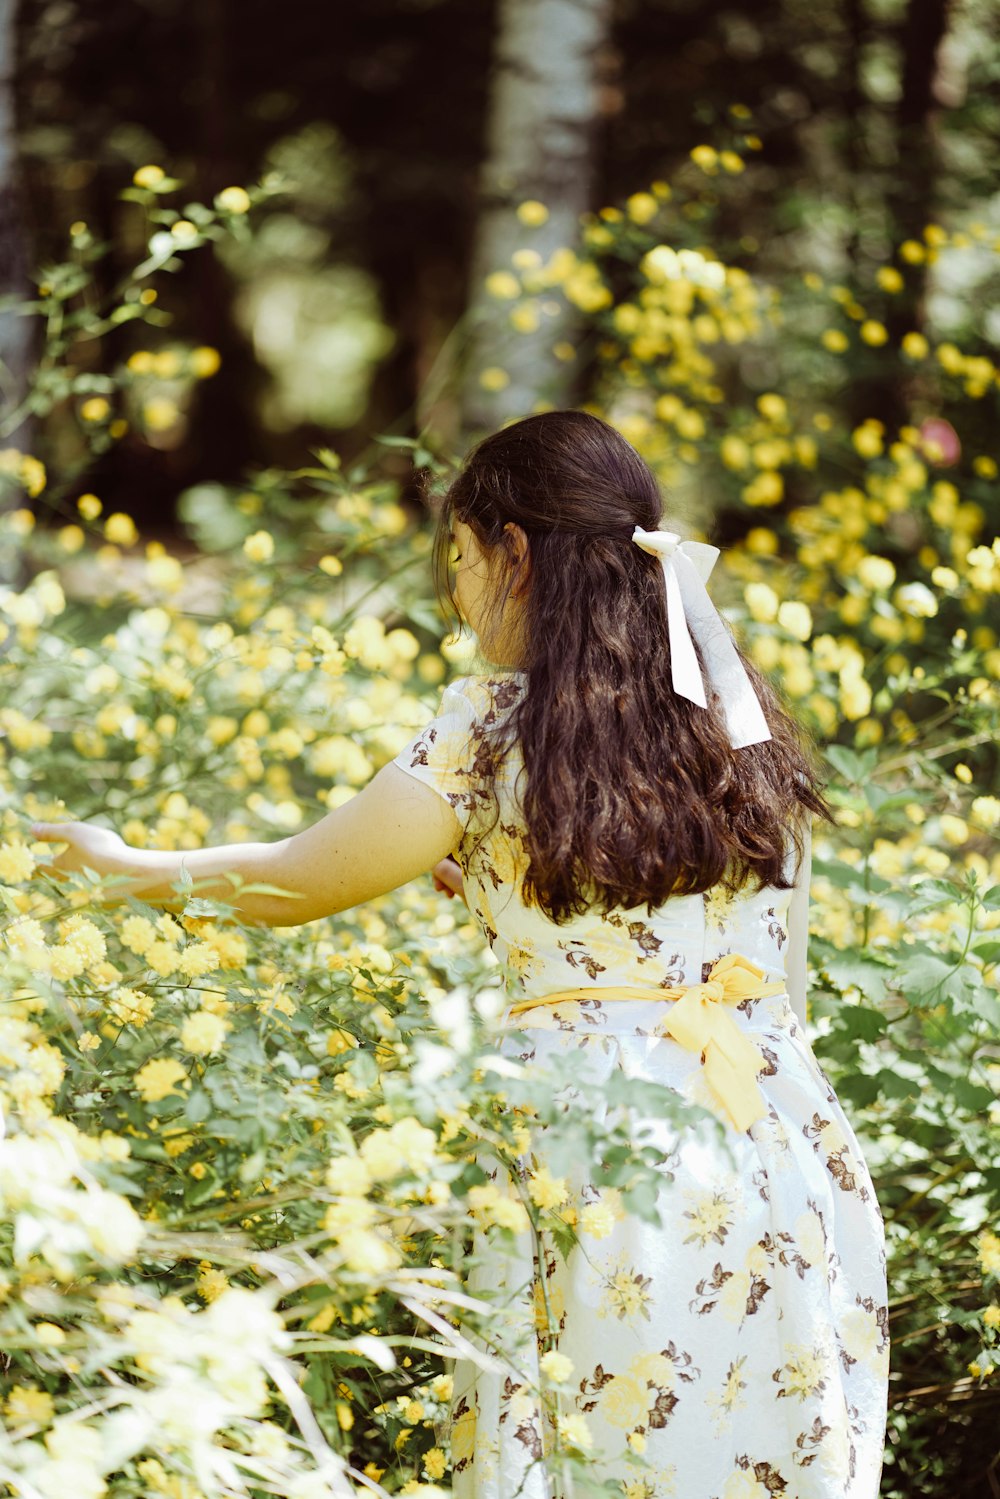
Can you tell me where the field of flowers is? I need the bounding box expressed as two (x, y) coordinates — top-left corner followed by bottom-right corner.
(1, 151), (999, 1496)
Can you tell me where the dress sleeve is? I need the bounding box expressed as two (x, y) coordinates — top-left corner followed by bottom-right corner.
(390, 675), (487, 837)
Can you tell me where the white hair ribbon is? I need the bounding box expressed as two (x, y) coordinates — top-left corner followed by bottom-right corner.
(632, 525), (772, 750)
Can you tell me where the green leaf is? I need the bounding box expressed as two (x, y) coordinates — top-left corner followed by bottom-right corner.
(239, 1149), (269, 1185)
(812, 857), (870, 893)
(177, 482), (248, 552)
(814, 945), (891, 1004)
(826, 745), (878, 783)
(833, 1005), (888, 1043)
(951, 1078), (996, 1110)
(875, 1068), (921, 1100)
(895, 952), (956, 998)
(832, 1073), (882, 1107)
(185, 1164), (220, 1207)
(185, 1086), (212, 1124)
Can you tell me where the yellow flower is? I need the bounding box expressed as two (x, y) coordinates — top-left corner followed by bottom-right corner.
(77, 492), (102, 520)
(143, 398), (178, 432)
(860, 319), (888, 346)
(134, 1056), (189, 1103)
(216, 185), (251, 214)
(972, 796), (1000, 829)
(626, 191), (659, 223)
(690, 144), (718, 171)
(900, 331), (928, 360)
(81, 396), (110, 422)
(479, 366), (510, 391)
(119, 915), (158, 955)
(243, 530), (275, 562)
(326, 1154), (371, 1195)
(104, 512), (138, 546)
(757, 393), (787, 422)
(742, 472), (783, 507)
(360, 1117), (437, 1181)
(900, 239), (925, 263)
(778, 601), (812, 641)
(468, 1183), (530, 1234)
(180, 1009), (230, 1056)
(822, 329), (848, 353)
(4, 1384), (56, 1426)
(175, 942), (222, 978)
(720, 434), (750, 470)
(857, 555), (896, 591)
(977, 1231), (1000, 1277)
(840, 676), (872, 720)
(539, 1350), (574, 1384)
(58, 523), (85, 552)
(34, 1322), (66, 1347)
(485, 270), (520, 299)
(579, 1199), (616, 1239)
(982, 1305), (1000, 1330)
(318, 553), (343, 576)
(423, 1447), (447, 1480)
(557, 1412), (593, 1451)
(189, 345), (221, 378)
(0, 841), (35, 883)
(133, 165), (165, 188)
(505, 300), (539, 335)
(876, 266), (904, 292)
(517, 200), (549, 226)
(744, 582), (779, 623)
(528, 1166), (568, 1210)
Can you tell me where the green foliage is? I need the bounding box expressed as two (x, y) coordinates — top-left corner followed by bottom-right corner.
(2, 149), (1000, 1496)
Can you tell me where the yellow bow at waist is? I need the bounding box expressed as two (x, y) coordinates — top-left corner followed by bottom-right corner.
(504, 953), (786, 1134)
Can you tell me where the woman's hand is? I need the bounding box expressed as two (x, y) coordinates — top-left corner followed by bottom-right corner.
(431, 856), (468, 907)
(29, 820), (130, 883)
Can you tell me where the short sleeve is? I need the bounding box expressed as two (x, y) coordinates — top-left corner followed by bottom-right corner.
(391, 676), (486, 836)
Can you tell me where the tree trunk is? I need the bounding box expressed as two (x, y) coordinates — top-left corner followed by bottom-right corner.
(0, 0), (34, 584)
(461, 0), (612, 438)
(876, 0), (953, 428)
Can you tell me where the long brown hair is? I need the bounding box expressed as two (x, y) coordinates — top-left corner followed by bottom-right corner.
(429, 409), (829, 924)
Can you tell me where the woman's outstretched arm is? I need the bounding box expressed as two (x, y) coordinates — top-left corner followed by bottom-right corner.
(30, 762), (464, 927)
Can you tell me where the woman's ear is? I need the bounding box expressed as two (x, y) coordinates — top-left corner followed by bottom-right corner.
(504, 522), (531, 596)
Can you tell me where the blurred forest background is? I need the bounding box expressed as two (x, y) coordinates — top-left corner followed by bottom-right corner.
(3, 0), (998, 531)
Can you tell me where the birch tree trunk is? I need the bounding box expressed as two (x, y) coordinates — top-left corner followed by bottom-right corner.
(460, 0), (612, 437)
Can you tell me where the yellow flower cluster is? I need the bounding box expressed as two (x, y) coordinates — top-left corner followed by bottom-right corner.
(0, 447), (46, 497)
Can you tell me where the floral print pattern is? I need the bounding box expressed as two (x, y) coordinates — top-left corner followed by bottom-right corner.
(393, 675), (890, 1497)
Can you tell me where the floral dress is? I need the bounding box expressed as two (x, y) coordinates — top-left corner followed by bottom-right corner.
(392, 673), (889, 1499)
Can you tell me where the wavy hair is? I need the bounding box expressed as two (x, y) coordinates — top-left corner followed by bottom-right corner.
(429, 409), (830, 924)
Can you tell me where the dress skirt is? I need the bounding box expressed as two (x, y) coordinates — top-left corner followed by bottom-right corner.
(446, 989), (889, 1499)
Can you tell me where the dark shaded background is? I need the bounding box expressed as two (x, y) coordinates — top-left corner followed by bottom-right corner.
(6, 0), (996, 529)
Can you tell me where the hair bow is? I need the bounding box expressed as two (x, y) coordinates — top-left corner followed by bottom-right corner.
(632, 525), (772, 750)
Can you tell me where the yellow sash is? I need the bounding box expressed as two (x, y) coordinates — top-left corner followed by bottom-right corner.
(503, 952), (786, 1133)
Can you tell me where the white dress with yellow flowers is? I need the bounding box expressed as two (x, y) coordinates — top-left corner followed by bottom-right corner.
(392, 673), (889, 1499)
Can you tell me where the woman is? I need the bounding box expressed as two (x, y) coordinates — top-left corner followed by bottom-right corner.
(32, 410), (889, 1497)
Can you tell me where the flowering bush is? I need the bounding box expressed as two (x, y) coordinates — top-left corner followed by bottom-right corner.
(2, 145), (999, 1495)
